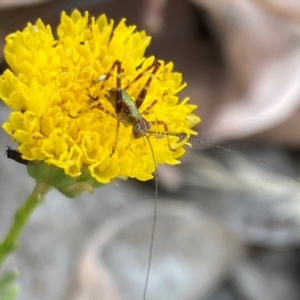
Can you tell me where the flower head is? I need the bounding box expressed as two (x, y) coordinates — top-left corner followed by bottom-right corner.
(0, 10), (200, 187)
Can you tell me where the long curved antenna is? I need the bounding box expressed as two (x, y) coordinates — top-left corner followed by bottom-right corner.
(143, 136), (158, 300)
(148, 131), (300, 185)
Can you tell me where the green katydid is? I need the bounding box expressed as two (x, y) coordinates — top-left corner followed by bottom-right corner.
(91, 59), (300, 300)
(90, 60), (300, 192)
(91, 60), (174, 157)
(90, 59), (173, 300)
(5, 58), (300, 300)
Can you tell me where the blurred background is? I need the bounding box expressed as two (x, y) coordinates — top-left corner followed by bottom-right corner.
(1, 0), (300, 299)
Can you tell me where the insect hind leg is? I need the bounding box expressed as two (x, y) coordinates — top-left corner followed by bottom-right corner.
(93, 60), (123, 112)
(93, 60), (120, 88)
(125, 61), (161, 109)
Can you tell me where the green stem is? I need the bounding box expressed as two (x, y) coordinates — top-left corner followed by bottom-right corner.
(0, 181), (50, 267)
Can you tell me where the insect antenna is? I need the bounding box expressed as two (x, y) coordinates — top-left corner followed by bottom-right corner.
(148, 131), (300, 185)
(143, 136), (158, 300)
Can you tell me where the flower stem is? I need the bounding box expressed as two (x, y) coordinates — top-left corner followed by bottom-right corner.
(0, 181), (50, 267)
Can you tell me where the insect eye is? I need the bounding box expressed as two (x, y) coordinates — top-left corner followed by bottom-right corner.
(134, 123), (141, 132)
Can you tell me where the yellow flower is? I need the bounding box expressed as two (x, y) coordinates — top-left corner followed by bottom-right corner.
(0, 10), (200, 185)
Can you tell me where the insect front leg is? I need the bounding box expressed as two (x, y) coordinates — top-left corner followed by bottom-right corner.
(151, 120), (176, 152)
(138, 99), (176, 151)
(141, 99), (158, 115)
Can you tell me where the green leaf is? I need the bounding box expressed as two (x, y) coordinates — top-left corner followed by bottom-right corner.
(27, 163), (105, 198)
(0, 284), (19, 300)
(0, 270), (19, 300)
(0, 270), (18, 292)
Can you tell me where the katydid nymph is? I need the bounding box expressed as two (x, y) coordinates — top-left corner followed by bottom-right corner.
(91, 59), (171, 300)
(91, 60), (174, 156)
(91, 59), (300, 300)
